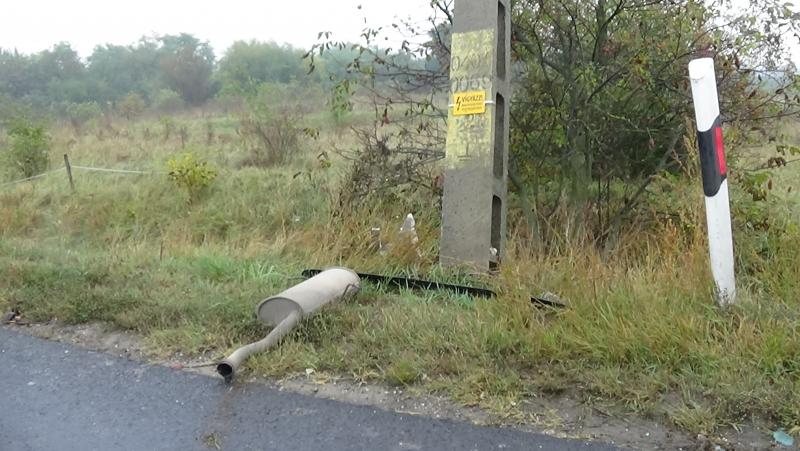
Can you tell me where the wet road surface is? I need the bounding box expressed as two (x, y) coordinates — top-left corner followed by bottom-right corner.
(0, 327), (620, 451)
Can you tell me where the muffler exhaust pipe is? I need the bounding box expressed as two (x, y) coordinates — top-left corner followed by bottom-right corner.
(217, 267), (360, 382)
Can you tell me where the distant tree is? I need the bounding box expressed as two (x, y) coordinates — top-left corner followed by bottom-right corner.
(35, 43), (94, 104)
(118, 92), (146, 120)
(87, 39), (161, 102)
(1, 43), (92, 105)
(34, 42), (85, 81)
(312, 45), (362, 87)
(158, 34), (216, 105)
(0, 50), (36, 98)
(217, 40), (308, 96)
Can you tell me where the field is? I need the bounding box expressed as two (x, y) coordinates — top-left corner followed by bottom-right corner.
(1, 107), (799, 440)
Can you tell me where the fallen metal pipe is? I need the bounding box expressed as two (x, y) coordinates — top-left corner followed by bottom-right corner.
(301, 269), (567, 309)
(217, 267), (360, 382)
(216, 310), (301, 383)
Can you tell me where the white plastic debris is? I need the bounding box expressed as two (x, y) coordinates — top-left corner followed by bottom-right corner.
(399, 213), (419, 244)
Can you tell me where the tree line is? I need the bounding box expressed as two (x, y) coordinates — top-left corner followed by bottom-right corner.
(0, 34), (363, 117)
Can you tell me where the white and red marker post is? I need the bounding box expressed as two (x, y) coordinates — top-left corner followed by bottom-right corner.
(688, 57), (736, 306)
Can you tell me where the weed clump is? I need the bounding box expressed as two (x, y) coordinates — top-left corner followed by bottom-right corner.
(5, 118), (50, 177)
(166, 152), (218, 203)
(386, 358), (421, 386)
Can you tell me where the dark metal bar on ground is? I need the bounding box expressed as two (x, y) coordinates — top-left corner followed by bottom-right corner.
(300, 269), (566, 309)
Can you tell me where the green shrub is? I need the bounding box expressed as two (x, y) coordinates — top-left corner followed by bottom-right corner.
(239, 82), (309, 167)
(6, 118), (50, 177)
(65, 102), (102, 134)
(166, 152), (218, 203)
(118, 92), (146, 120)
(386, 358), (421, 386)
(152, 89), (185, 113)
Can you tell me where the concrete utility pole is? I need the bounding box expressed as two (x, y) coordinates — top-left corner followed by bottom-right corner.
(439, 0), (511, 271)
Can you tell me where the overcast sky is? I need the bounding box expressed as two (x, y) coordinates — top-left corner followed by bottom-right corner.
(0, 0), (433, 57)
(1, 0), (798, 64)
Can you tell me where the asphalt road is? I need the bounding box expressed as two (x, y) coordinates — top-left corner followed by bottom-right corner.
(0, 327), (620, 451)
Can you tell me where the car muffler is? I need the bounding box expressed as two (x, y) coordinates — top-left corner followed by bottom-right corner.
(216, 267), (360, 382)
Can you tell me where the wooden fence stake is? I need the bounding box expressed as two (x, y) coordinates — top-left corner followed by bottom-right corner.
(63, 154), (74, 192)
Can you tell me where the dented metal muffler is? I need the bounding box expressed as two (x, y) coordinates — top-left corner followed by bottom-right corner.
(216, 267), (360, 382)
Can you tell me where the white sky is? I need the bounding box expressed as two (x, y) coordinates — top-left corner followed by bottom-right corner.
(0, 0), (798, 64)
(0, 0), (433, 57)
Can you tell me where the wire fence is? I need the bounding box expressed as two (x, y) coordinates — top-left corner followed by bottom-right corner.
(0, 168), (67, 188)
(0, 156), (162, 190)
(71, 165), (156, 175)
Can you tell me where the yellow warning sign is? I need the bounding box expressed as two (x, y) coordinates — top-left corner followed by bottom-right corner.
(453, 90), (486, 116)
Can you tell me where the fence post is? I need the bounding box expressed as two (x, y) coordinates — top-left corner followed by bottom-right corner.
(63, 154), (75, 192)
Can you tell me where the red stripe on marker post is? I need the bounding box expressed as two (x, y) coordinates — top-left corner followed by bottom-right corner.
(714, 126), (726, 175)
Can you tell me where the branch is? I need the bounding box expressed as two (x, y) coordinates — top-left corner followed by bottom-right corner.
(433, 0), (453, 25)
(601, 122), (686, 241)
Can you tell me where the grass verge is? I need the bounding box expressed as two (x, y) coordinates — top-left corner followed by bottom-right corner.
(1, 115), (799, 437)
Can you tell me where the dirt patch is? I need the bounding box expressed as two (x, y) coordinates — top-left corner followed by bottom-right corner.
(2, 321), (780, 450)
(13, 321), (146, 360)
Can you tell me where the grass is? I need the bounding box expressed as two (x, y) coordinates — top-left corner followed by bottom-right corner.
(1, 109), (800, 437)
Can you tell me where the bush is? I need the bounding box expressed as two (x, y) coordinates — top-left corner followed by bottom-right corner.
(238, 82), (308, 167)
(118, 93), (146, 120)
(335, 126), (442, 211)
(151, 89), (185, 113)
(65, 102), (102, 135)
(166, 152), (218, 203)
(5, 118), (50, 178)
